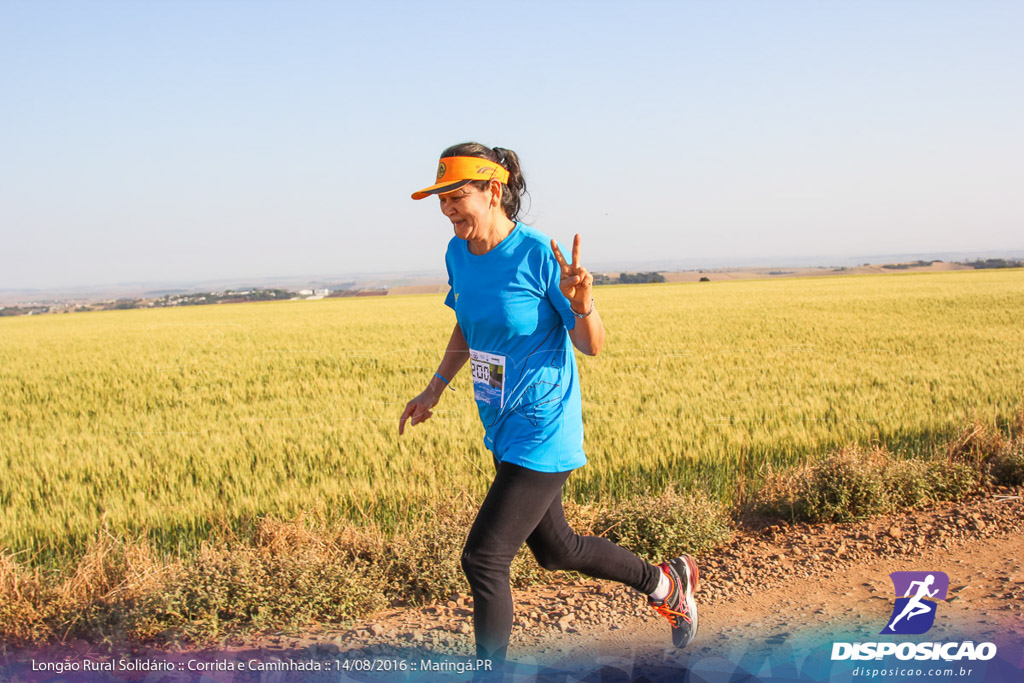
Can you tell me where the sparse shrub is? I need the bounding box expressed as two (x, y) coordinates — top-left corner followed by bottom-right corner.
(0, 552), (53, 645)
(384, 502), (472, 604)
(0, 519), (386, 647)
(61, 535), (172, 642)
(882, 457), (936, 508)
(990, 440), (1024, 486)
(946, 421), (1008, 469)
(125, 516), (386, 643)
(929, 461), (984, 501)
(0, 530), (176, 645)
(754, 444), (990, 524)
(944, 419), (1024, 488)
(885, 458), (980, 508)
(593, 488), (731, 561)
(756, 447), (889, 523)
(797, 447), (889, 522)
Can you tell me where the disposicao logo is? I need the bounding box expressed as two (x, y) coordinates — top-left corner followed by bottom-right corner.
(881, 571), (948, 635)
(830, 570), (997, 663)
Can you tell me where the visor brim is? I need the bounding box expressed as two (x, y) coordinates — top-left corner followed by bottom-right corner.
(411, 179), (473, 200)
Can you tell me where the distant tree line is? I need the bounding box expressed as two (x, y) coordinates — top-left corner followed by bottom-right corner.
(958, 258), (1023, 270)
(0, 306), (48, 317)
(882, 260), (941, 270)
(594, 272), (666, 285)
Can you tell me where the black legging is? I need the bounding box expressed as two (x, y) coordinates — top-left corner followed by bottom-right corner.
(460, 461), (662, 662)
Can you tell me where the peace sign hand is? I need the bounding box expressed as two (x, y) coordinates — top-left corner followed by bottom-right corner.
(551, 234), (593, 315)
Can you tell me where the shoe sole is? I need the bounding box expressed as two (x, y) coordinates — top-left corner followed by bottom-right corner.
(670, 554), (699, 648)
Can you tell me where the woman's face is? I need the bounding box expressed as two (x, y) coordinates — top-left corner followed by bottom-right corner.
(438, 182), (498, 241)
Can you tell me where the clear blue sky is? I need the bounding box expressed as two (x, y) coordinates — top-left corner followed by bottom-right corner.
(2, 0), (1022, 290)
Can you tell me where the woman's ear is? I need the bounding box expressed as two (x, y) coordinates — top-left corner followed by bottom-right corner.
(489, 178), (503, 209)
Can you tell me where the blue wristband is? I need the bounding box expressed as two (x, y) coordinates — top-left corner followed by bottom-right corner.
(435, 372), (455, 392)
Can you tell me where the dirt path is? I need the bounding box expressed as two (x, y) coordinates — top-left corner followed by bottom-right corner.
(271, 492), (1023, 680)
(3, 493), (1022, 681)
(526, 499), (1024, 680)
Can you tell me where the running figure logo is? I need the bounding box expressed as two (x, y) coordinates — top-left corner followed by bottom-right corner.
(881, 571), (949, 635)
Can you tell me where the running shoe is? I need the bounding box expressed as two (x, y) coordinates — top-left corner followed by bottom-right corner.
(648, 554), (699, 648)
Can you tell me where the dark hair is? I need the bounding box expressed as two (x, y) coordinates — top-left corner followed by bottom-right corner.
(441, 142), (527, 221)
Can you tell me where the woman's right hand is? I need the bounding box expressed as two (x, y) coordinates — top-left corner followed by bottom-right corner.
(399, 385), (442, 435)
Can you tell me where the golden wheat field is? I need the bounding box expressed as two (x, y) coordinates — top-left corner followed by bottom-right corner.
(2, 269), (1023, 563)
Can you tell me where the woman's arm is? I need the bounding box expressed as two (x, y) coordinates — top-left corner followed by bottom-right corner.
(568, 303), (604, 356)
(432, 322), (470, 392)
(399, 322), (469, 434)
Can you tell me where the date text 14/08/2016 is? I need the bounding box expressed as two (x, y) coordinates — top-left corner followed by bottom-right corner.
(340, 658), (494, 674)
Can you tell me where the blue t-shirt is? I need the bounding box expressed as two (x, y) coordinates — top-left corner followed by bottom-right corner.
(444, 223), (586, 472)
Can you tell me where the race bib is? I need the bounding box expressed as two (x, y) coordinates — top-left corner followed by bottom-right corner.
(469, 349), (506, 409)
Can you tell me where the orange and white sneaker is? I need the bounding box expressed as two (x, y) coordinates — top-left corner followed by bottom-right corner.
(648, 554), (699, 648)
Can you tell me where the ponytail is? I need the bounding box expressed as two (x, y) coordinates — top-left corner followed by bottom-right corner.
(491, 147), (526, 222)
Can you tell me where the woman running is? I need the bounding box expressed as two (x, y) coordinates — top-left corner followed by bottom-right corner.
(398, 142), (699, 666)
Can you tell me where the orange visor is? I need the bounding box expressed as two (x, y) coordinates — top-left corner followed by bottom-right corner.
(411, 156), (510, 199)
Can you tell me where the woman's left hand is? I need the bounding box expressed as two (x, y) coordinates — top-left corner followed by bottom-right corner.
(551, 234), (593, 315)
